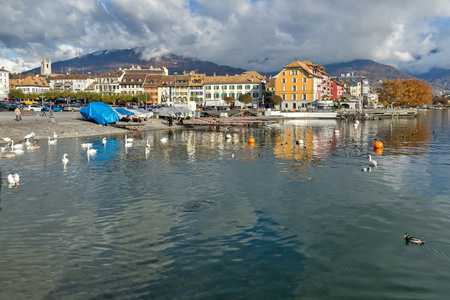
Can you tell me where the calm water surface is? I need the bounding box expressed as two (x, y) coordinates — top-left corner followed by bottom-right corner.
(1, 110), (450, 299)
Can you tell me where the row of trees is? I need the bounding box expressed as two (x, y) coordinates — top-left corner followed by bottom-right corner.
(8, 89), (153, 104)
(376, 78), (433, 107)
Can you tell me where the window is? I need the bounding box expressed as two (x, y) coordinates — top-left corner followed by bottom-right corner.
(245, 85), (250, 89)
(282, 72), (286, 76)
(281, 94), (286, 100)
(229, 85), (234, 89)
(302, 78), (307, 83)
(291, 86), (297, 91)
(223, 86), (227, 89)
(282, 86), (285, 92)
(302, 94), (307, 100)
(302, 85), (307, 91)
(280, 79), (286, 83)
(291, 94), (296, 100)
(237, 85), (242, 89)
(214, 86), (219, 90)
(291, 78), (297, 83)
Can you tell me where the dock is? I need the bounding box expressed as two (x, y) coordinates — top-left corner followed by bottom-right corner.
(337, 109), (418, 120)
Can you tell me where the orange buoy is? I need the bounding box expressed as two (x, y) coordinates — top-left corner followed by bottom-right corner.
(373, 147), (383, 155)
(248, 138), (255, 144)
(373, 141), (383, 148)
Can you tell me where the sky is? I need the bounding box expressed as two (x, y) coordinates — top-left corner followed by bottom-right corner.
(1, 0), (450, 75)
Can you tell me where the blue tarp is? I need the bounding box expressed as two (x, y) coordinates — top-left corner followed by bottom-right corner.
(80, 102), (120, 125)
(114, 108), (135, 115)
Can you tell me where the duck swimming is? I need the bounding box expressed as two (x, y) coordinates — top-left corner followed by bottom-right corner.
(404, 233), (424, 245)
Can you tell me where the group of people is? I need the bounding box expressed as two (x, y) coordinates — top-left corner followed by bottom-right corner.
(13, 106), (53, 121)
(166, 115), (184, 127)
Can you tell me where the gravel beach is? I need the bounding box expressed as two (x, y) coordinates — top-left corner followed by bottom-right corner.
(0, 110), (172, 144)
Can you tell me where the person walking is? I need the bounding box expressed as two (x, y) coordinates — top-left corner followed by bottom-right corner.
(41, 107), (47, 117)
(14, 106), (22, 121)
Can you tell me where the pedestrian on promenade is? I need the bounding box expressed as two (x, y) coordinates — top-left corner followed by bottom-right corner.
(49, 106), (54, 117)
(14, 107), (22, 121)
(41, 107), (47, 117)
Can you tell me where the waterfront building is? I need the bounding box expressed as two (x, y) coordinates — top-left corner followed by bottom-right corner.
(95, 71), (124, 96)
(0, 66), (9, 99)
(331, 79), (345, 100)
(142, 75), (163, 105)
(336, 72), (369, 97)
(188, 72), (205, 106)
(275, 60), (322, 111)
(41, 59), (51, 76)
(10, 74), (50, 94)
(204, 73), (263, 107)
(49, 74), (95, 92)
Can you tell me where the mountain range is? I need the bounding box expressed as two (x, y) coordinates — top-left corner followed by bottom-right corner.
(28, 48), (450, 92)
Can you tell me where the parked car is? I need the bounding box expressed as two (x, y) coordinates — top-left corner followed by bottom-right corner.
(42, 104), (63, 112)
(23, 104), (43, 112)
(63, 103), (82, 111)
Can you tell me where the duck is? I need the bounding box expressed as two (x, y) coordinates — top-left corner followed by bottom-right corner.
(125, 135), (134, 142)
(7, 173), (19, 185)
(86, 145), (97, 154)
(368, 154), (377, 167)
(48, 137), (57, 145)
(101, 137), (107, 146)
(404, 233), (424, 245)
(160, 137), (168, 143)
(361, 167), (371, 172)
(24, 132), (35, 139)
(62, 153), (69, 164)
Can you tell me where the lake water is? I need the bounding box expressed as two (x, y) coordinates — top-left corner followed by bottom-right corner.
(1, 109), (450, 299)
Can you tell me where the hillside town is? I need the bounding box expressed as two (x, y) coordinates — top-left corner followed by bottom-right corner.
(0, 59), (379, 111)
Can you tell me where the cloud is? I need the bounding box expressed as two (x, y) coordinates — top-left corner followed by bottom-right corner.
(1, 0), (450, 74)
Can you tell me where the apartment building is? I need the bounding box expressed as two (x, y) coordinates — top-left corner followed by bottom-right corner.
(0, 66), (9, 99)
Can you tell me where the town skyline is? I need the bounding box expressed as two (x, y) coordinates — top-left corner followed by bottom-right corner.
(1, 1), (450, 75)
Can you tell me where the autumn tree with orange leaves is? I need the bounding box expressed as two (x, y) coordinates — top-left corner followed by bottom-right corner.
(377, 78), (433, 107)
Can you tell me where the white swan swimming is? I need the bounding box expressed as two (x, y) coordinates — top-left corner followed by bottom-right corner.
(11, 141), (24, 149)
(25, 139), (31, 146)
(368, 154), (378, 167)
(48, 137), (56, 145)
(62, 153), (69, 164)
(2, 137), (11, 143)
(125, 135), (133, 142)
(125, 140), (133, 148)
(102, 137), (107, 146)
(7, 173), (19, 185)
(86, 145), (97, 154)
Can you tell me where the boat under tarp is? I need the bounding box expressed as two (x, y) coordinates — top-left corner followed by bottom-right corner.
(80, 102), (120, 125)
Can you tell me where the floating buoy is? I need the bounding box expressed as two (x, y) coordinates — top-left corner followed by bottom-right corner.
(373, 141), (383, 148)
(248, 138), (255, 144)
(373, 147), (383, 155)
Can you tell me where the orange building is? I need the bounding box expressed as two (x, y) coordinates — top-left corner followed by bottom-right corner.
(275, 60), (322, 111)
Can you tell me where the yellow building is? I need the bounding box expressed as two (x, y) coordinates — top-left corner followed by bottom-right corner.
(275, 60), (322, 111)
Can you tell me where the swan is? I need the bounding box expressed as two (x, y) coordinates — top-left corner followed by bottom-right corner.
(48, 137), (56, 145)
(12, 147), (24, 154)
(2, 137), (11, 143)
(226, 134), (232, 139)
(86, 145), (97, 154)
(125, 140), (133, 148)
(125, 135), (133, 142)
(24, 132), (35, 139)
(62, 153), (69, 164)
(7, 173), (19, 185)
(27, 145), (40, 150)
(53, 132), (58, 138)
(146, 140), (151, 148)
(160, 137), (168, 143)
(25, 139), (31, 146)
(368, 154), (378, 167)
(81, 142), (93, 148)
(1, 146), (7, 152)
(11, 141), (24, 149)
(101, 137), (107, 146)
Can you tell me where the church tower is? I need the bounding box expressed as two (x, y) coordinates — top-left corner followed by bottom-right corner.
(41, 59), (51, 76)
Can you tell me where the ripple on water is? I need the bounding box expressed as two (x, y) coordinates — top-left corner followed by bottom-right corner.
(175, 199), (216, 212)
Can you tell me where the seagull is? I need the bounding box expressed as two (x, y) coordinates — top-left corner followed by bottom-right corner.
(24, 132), (35, 139)
(48, 137), (56, 145)
(101, 137), (107, 146)
(62, 153), (69, 164)
(368, 154), (378, 167)
(7, 173), (19, 185)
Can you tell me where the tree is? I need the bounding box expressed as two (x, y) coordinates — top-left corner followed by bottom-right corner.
(377, 78), (432, 107)
(376, 78), (403, 107)
(223, 96), (234, 104)
(8, 89), (24, 99)
(238, 94), (253, 106)
(267, 95), (283, 109)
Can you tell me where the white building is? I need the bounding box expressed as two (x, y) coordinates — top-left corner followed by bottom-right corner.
(49, 74), (96, 92)
(0, 66), (9, 99)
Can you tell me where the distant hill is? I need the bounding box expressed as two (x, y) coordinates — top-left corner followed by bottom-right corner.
(28, 48), (246, 76)
(413, 67), (450, 92)
(324, 59), (415, 83)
